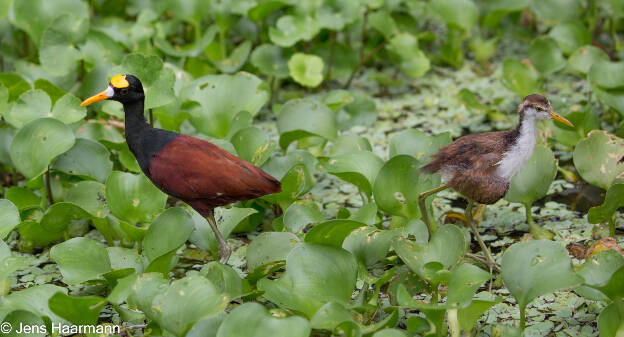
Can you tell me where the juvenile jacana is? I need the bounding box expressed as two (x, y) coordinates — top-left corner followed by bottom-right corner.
(418, 94), (573, 270)
(81, 74), (281, 263)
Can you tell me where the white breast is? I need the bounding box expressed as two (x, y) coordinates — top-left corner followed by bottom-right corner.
(496, 116), (537, 180)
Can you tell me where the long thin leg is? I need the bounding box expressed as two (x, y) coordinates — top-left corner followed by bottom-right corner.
(206, 210), (232, 264)
(465, 200), (500, 272)
(418, 185), (448, 236)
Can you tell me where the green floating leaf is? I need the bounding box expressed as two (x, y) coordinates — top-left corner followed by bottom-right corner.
(217, 302), (311, 337)
(214, 41), (252, 74)
(129, 274), (229, 337)
(40, 202), (91, 233)
(39, 14), (88, 77)
(288, 53), (325, 88)
(4, 187), (40, 212)
(305, 220), (366, 247)
(251, 44), (291, 78)
(231, 127), (276, 166)
(529, 37), (565, 75)
(530, 0), (580, 22)
(184, 73), (269, 138)
(189, 207), (257, 259)
(34, 79), (65, 104)
(387, 33), (430, 78)
(323, 90), (354, 112)
(372, 329), (407, 337)
(269, 15), (318, 47)
(2, 310), (46, 337)
(328, 134), (372, 157)
(258, 243), (357, 318)
(501, 240), (583, 326)
(598, 300), (624, 337)
(392, 225), (467, 279)
(311, 302), (354, 330)
(589, 59), (624, 89)
(369, 10), (398, 39)
(10, 0), (88, 47)
(320, 151), (384, 197)
(566, 45), (609, 75)
(10, 118), (76, 179)
(154, 25), (218, 57)
(4, 89), (51, 128)
(577, 250), (624, 301)
(373, 155), (441, 219)
(144, 207), (194, 263)
(105, 171), (168, 224)
(447, 264), (491, 307)
(592, 86), (624, 115)
(501, 58), (542, 97)
(588, 183), (624, 223)
(0, 284), (69, 326)
(262, 163), (315, 211)
(247, 232), (300, 272)
(283, 201), (324, 233)
(389, 129), (451, 161)
(337, 92), (378, 130)
(65, 181), (108, 218)
(277, 98), (337, 149)
(343, 227), (396, 267)
(0, 73), (30, 101)
(428, 0), (479, 31)
(112, 53), (176, 109)
(505, 145), (557, 206)
(50, 237), (112, 284)
(201, 262), (243, 301)
(52, 138), (113, 182)
(48, 292), (106, 326)
(548, 22), (591, 56)
(573, 130), (624, 190)
(0, 199), (20, 239)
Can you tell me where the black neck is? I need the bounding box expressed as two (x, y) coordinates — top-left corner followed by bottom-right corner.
(123, 99), (150, 153)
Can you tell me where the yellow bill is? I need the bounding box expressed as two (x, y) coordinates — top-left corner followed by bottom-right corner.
(549, 110), (574, 127)
(81, 86), (114, 107)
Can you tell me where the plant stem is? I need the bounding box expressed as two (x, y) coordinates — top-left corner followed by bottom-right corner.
(324, 31), (337, 85)
(609, 214), (616, 237)
(359, 9), (369, 61)
(447, 309), (461, 337)
(219, 29), (227, 60)
(520, 307), (526, 330)
(45, 169), (54, 206)
(344, 41), (388, 89)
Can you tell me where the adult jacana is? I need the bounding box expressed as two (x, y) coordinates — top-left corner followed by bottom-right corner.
(418, 94), (573, 270)
(81, 74), (281, 263)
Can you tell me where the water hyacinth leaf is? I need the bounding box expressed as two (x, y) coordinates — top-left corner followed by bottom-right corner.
(4, 187), (40, 212)
(154, 26), (218, 58)
(4, 89), (51, 128)
(65, 181), (108, 218)
(288, 53), (325, 88)
(262, 149), (318, 180)
(598, 301), (624, 337)
(33, 79), (65, 104)
(328, 134), (372, 156)
(320, 151), (383, 197)
(50, 94), (87, 125)
(39, 14), (88, 77)
(251, 44), (290, 78)
(310, 302), (353, 330)
(529, 37), (565, 75)
(112, 53), (176, 109)
(566, 45), (609, 75)
(10, 0), (88, 47)
(0, 84), (7, 119)
(501, 240), (583, 324)
(548, 22), (592, 56)
(105, 171), (168, 224)
(189, 207), (257, 258)
(589, 60), (624, 89)
(231, 127), (276, 166)
(0, 284), (69, 326)
(323, 90), (354, 112)
(342, 227), (397, 267)
(40, 202), (91, 233)
(446, 264), (491, 307)
(573, 130), (624, 190)
(372, 329), (407, 337)
(389, 129), (452, 161)
(0, 73), (31, 101)
(76, 122), (125, 145)
(576, 250), (624, 300)
(505, 145), (557, 206)
(428, 0), (479, 31)
(530, 0), (580, 22)
(10, 118), (76, 179)
(392, 225), (466, 279)
(247, 232), (301, 271)
(107, 247), (143, 273)
(311, 42), (358, 80)
(50, 237), (112, 284)
(314, 0), (360, 30)
(387, 33), (430, 78)
(593, 86), (624, 115)
(52, 138), (113, 182)
(184, 73), (269, 138)
(262, 163), (314, 210)
(269, 15), (319, 47)
(214, 41), (252, 74)
(216, 302), (311, 337)
(48, 293), (106, 325)
(501, 59), (542, 97)
(0, 199), (20, 239)
(369, 10), (398, 39)
(2, 310), (46, 337)
(201, 262), (243, 300)
(373, 155), (441, 219)
(304, 220), (366, 247)
(283, 201), (324, 233)
(458, 298), (502, 332)
(277, 98), (337, 149)
(258, 243), (358, 318)
(588, 184), (624, 223)
(337, 92), (378, 130)
(143, 207), (194, 263)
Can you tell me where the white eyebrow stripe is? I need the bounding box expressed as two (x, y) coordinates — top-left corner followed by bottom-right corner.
(105, 86), (114, 97)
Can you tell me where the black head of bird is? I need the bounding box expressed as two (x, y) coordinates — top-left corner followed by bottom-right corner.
(80, 74), (144, 107)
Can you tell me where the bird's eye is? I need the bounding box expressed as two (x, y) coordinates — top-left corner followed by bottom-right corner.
(120, 88), (128, 96)
(536, 106), (545, 112)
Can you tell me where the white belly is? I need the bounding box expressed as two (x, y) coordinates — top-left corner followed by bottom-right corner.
(496, 118), (537, 180)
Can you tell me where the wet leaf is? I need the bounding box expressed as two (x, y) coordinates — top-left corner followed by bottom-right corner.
(573, 130), (624, 190)
(288, 53), (324, 88)
(50, 237), (112, 284)
(105, 171), (168, 224)
(277, 98), (337, 149)
(48, 293), (106, 325)
(217, 302), (311, 337)
(588, 183), (624, 223)
(0, 199), (20, 239)
(247, 232), (300, 271)
(529, 37), (565, 75)
(501, 58), (542, 96)
(251, 44), (290, 78)
(305, 220), (366, 247)
(548, 22), (591, 56)
(283, 201), (324, 233)
(320, 151), (383, 197)
(428, 0), (479, 31)
(231, 127), (276, 166)
(389, 129), (452, 161)
(143, 207), (194, 263)
(52, 138), (113, 182)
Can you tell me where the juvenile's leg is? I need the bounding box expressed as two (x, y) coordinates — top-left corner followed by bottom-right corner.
(466, 200), (500, 272)
(417, 185), (448, 236)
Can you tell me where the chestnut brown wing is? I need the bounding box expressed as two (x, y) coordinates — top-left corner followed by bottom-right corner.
(147, 135), (281, 210)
